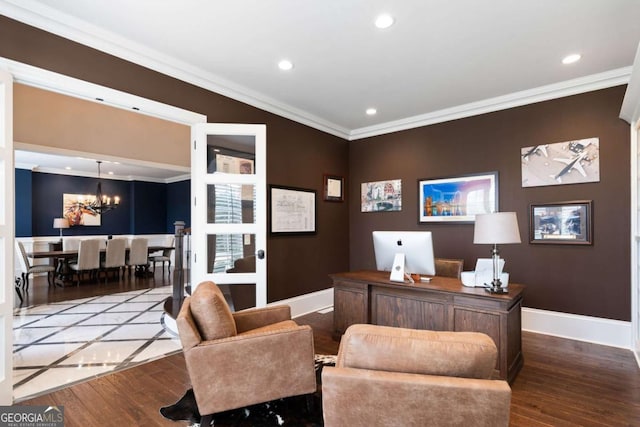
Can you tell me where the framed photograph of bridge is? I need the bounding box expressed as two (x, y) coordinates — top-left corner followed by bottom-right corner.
(529, 200), (592, 245)
(418, 172), (498, 223)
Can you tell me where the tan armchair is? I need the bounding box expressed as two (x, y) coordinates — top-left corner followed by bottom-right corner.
(176, 281), (317, 425)
(322, 324), (511, 427)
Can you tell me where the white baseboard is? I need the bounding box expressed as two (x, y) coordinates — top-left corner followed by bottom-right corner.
(522, 307), (632, 349)
(272, 288), (334, 319)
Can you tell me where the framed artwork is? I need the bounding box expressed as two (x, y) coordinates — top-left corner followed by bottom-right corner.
(324, 174), (344, 202)
(418, 172), (498, 223)
(529, 200), (592, 245)
(361, 179), (402, 212)
(63, 193), (101, 226)
(269, 185), (316, 234)
(521, 137), (600, 187)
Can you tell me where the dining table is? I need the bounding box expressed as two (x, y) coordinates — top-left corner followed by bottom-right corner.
(27, 245), (174, 286)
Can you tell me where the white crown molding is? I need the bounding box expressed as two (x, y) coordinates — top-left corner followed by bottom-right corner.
(0, 0), (350, 139)
(0, 0), (632, 142)
(350, 67), (632, 140)
(14, 141), (190, 183)
(621, 42), (640, 124)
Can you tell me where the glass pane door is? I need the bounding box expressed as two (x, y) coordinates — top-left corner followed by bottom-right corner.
(192, 124), (266, 308)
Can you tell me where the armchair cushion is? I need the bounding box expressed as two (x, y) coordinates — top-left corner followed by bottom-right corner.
(189, 281), (237, 340)
(337, 324), (497, 379)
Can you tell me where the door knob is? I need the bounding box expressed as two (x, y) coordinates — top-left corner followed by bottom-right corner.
(256, 249), (265, 259)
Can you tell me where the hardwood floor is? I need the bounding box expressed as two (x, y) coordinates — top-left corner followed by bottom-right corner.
(16, 276), (640, 426)
(14, 268), (173, 308)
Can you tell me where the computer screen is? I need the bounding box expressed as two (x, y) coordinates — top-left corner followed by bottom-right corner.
(372, 231), (435, 276)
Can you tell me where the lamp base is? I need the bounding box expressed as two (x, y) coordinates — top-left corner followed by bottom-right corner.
(485, 286), (508, 294)
(484, 278), (508, 294)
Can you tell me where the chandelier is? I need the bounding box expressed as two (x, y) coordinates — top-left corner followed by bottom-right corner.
(90, 160), (120, 214)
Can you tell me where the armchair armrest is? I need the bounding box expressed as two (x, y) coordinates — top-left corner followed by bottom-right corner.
(185, 324), (316, 415)
(232, 304), (291, 333)
(176, 297), (201, 350)
(322, 367), (511, 427)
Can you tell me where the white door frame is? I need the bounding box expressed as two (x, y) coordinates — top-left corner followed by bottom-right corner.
(0, 68), (14, 404)
(0, 58), (206, 402)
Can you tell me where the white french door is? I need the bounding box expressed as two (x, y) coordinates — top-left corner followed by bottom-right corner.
(0, 69), (14, 403)
(191, 123), (267, 307)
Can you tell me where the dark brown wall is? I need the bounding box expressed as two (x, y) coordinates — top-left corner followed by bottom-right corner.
(349, 86), (631, 321)
(0, 16), (349, 302)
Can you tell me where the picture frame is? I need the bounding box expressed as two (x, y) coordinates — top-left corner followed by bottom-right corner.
(361, 179), (402, 212)
(323, 174), (344, 202)
(418, 172), (498, 223)
(269, 185), (316, 234)
(529, 200), (592, 245)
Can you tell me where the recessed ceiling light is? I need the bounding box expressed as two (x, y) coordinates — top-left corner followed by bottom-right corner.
(65, 166), (72, 170)
(108, 171), (114, 175)
(375, 14), (394, 29)
(562, 53), (581, 65)
(278, 59), (294, 71)
(366, 108), (377, 116)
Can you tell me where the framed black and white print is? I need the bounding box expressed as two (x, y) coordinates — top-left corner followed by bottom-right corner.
(529, 200), (592, 245)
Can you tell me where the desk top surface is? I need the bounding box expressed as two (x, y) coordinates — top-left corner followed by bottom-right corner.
(330, 270), (525, 301)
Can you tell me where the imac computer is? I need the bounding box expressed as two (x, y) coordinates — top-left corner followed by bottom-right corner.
(372, 231), (435, 283)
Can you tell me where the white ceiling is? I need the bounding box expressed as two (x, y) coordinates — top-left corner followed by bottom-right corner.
(2, 0), (640, 142)
(14, 150), (190, 182)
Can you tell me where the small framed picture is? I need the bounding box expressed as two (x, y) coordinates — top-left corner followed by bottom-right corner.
(529, 200), (593, 245)
(323, 174), (344, 202)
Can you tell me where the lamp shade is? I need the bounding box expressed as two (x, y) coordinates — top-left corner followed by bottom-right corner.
(473, 212), (521, 244)
(53, 218), (70, 229)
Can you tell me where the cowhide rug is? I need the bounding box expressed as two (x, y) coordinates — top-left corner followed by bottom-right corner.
(160, 355), (336, 426)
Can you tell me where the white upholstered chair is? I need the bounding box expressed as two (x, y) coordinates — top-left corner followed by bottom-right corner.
(127, 237), (149, 276)
(16, 241), (55, 290)
(69, 239), (101, 286)
(101, 238), (126, 281)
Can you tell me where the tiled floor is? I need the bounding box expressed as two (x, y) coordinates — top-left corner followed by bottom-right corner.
(12, 285), (182, 402)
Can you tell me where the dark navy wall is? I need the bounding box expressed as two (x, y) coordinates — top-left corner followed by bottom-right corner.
(15, 169), (32, 237)
(15, 170), (188, 237)
(130, 181), (167, 234)
(167, 180), (190, 232)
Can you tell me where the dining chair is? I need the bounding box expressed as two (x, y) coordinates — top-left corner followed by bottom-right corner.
(127, 237), (149, 276)
(69, 239), (101, 286)
(101, 238), (127, 282)
(15, 241), (56, 290)
(149, 236), (174, 276)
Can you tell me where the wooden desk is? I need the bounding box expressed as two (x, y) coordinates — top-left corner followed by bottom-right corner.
(330, 270), (524, 383)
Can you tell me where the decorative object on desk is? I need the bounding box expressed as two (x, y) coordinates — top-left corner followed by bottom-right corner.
(418, 172), (497, 223)
(89, 160), (120, 214)
(269, 185), (316, 234)
(323, 174), (344, 202)
(473, 212), (521, 293)
(521, 137), (600, 187)
(52, 217), (69, 239)
(529, 200), (592, 245)
(63, 193), (100, 226)
(361, 179), (401, 212)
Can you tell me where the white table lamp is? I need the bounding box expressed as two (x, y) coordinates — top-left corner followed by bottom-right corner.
(53, 218), (70, 240)
(473, 212), (521, 293)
